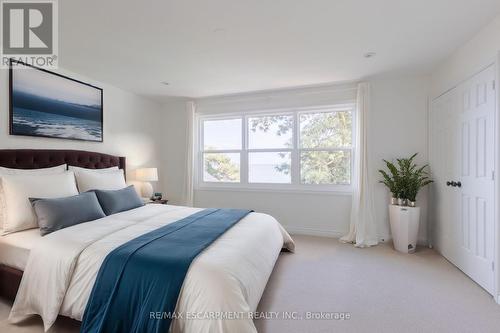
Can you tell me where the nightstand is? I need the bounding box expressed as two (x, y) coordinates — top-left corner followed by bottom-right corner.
(145, 199), (168, 205)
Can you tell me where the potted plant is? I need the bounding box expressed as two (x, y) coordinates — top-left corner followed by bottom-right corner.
(378, 159), (401, 205)
(379, 153), (433, 253)
(405, 166), (433, 208)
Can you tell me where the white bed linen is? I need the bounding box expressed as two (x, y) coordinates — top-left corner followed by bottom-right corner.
(9, 204), (294, 333)
(0, 228), (41, 270)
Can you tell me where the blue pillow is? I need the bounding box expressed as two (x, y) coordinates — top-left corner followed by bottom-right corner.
(92, 185), (144, 216)
(30, 192), (106, 236)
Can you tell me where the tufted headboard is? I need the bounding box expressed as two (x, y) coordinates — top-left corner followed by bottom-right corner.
(0, 149), (126, 176)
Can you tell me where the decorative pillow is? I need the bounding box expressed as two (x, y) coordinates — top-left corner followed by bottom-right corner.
(0, 164), (67, 230)
(93, 185), (144, 215)
(31, 192), (106, 236)
(75, 169), (127, 193)
(1, 171), (79, 235)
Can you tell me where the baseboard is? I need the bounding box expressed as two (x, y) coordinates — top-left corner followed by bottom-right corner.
(283, 225), (345, 238)
(283, 226), (429, 246)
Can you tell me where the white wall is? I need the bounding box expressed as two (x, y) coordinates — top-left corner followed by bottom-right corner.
(0, 67), (164, 189)
(162, 76), (430, 242)
(431, 14), (500, 98)
(369, 75), (430, 241)
(162, 99), (190, 204)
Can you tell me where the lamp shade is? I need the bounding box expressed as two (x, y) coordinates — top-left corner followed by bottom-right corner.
(136, 168), (158, 182)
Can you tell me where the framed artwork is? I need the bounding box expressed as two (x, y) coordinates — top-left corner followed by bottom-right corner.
(9, 59), (103, 142)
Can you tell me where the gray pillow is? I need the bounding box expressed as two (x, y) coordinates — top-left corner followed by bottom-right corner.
(30, 192), (106, 236)
(92, 185), (144, 216)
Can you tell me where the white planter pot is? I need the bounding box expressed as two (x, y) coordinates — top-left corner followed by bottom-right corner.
(389, 205), (420, 254)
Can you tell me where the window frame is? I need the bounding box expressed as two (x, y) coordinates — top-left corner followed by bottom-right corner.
(200, 116), (243, 183)
(195, 104), (356, 194)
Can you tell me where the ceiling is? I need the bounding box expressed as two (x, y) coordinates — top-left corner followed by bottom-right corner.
(59, 0), (500, 100)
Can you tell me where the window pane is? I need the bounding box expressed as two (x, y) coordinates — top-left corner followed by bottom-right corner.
(203, 153), (240, 182)
(248, 115), (293, 149)
(301, 150), (351, 185)
(249, 152), (291, 183)
(203, 119), (242, 150)
(300, 111), (352, 148)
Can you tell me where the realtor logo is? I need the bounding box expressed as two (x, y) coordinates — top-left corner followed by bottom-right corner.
(1, 0), (58, 68)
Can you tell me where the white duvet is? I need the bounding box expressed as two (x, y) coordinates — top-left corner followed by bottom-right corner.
(9, 205), (294, 332)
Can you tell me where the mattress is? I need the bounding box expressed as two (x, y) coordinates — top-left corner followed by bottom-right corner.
(0, 228), (41, 270)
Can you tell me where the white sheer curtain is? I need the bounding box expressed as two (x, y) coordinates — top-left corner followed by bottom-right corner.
(182, 101), (196, 207)
(340, 82), (378, 247)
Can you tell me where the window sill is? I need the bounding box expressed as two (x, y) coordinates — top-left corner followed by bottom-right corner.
(194, 185), (353, 196)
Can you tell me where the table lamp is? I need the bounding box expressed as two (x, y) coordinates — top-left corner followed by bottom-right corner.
(136, 168), (158, 199)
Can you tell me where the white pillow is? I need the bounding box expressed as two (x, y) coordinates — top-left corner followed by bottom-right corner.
(0, 164), (67, 175)
(0, 164), (67, 230)
(68, 166), (119, 174)
(1, 171), (79, 235)
(75, 169), (127, 193)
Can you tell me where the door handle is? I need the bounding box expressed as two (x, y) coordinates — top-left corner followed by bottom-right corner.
(456, 181), (461, 188)
(446, 181), (461, 188)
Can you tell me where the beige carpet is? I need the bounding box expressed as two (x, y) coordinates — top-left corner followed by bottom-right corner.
(1, 235), (500, 333)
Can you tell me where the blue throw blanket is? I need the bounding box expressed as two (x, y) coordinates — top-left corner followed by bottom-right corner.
(80, 208), (252, 333)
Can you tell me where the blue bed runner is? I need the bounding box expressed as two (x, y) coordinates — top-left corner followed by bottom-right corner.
(80, 208), (252, 333)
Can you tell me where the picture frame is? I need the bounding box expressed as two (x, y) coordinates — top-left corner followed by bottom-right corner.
(9, 59), (104, 142)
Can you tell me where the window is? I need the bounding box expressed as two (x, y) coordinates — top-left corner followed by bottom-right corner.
(202, 118), (242, 182)
(197, 105), (354, 192)
(248, 114), (293, 184)
(299, 111), (352, 185)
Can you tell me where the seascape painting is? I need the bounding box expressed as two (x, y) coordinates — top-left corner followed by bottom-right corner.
(10, 60), (103, 142)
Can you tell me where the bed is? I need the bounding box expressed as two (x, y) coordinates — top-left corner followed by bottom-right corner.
(0, 149), (294, 333)
(0, 229), (41, 300)
(0, 149), (126, 301)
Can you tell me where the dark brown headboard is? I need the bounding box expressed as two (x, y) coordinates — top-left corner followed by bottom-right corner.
(0, 149), (126, 175)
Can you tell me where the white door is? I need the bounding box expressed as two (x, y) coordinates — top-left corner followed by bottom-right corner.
(430, 65), (496, 295)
